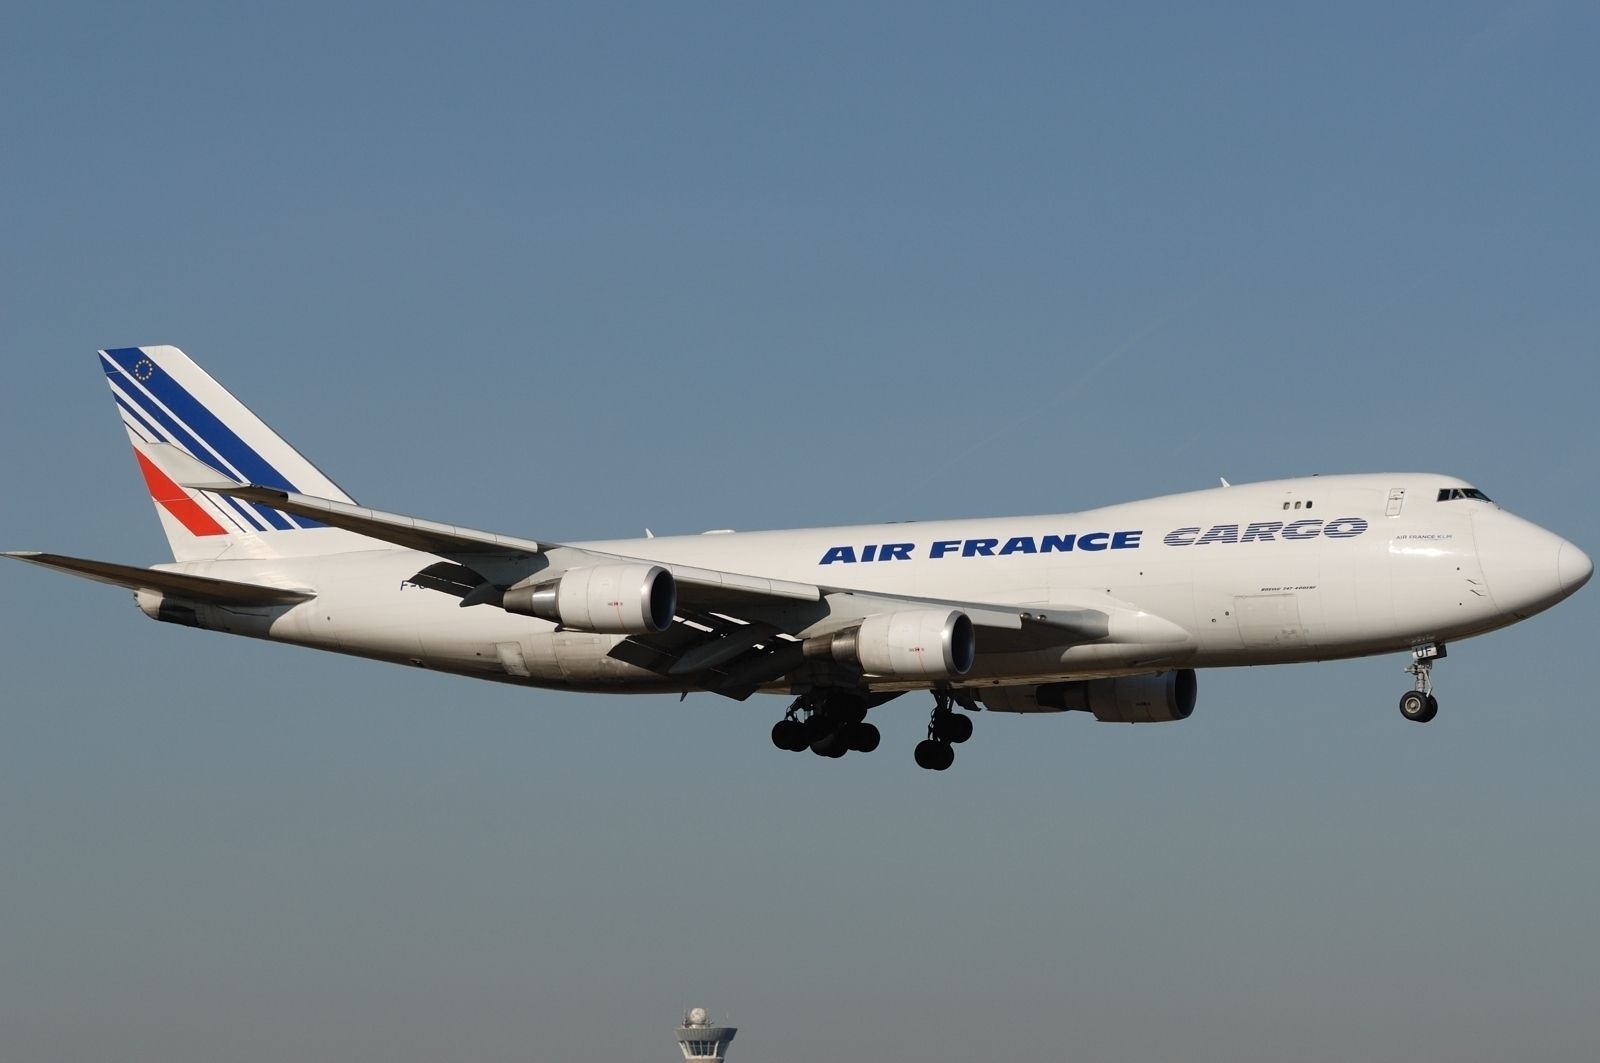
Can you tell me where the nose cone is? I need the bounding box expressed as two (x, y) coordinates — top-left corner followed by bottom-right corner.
(1558, 540), (1593, 594)
(1473, 511), (1589, 620)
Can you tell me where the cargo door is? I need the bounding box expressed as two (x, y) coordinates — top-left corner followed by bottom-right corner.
(1234, 593), (1308, 650)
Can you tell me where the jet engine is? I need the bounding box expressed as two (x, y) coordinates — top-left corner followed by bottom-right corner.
(501, 563), (676, 635)
(136, 589), (204, 628)
(982, 669), (1196, 722)
(807, 608), (976, 679)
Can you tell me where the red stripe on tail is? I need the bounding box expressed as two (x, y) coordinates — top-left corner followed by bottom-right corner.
(134, 448), (228, 537)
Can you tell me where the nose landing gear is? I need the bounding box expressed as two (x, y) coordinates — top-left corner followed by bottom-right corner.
(1399, 642), (1445, 723)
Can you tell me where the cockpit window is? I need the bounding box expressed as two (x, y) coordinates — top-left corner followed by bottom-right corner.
(1437, 487), (1493, 503)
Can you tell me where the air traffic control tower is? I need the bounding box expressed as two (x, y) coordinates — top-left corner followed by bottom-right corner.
(675, 1007), (737, 1063)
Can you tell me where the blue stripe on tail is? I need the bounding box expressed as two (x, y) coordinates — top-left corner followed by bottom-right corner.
(111, 389), (265, 532)
(102, 348), (327, 531)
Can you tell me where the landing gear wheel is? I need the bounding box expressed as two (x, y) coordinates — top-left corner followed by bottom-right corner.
(914, 739), (955, 771)
(800, 714), (829, 745)
(914, 691), (972, 770)
(848, 722), (881, 753)
(771, 719), (807, 751)
(1399, 690), (1438, 723)
(936, 712), (973, 744)
(811, 730), (850, 758)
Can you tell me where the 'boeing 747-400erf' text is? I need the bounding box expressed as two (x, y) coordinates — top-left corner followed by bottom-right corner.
(7, 347), (1591, 770)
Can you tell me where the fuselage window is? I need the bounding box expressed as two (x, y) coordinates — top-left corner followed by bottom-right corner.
(1438, 487), (1494, 503)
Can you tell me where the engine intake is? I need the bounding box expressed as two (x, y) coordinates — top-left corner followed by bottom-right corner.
(808, 609), (976, 679)
(982, 669), (1196, 722)
(501, 563), (676, 634)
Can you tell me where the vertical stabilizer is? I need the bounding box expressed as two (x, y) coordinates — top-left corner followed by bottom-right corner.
(101, 345), (375, 561)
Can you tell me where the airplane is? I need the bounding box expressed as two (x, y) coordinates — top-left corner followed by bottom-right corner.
(6, 346), (1592, 770)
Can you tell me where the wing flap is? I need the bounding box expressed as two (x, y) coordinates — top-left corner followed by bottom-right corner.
(176, 458), (821, 602)
(666, 564), (820, 606)
(206, 485), (824, 608)
(4, 552), (315, 605)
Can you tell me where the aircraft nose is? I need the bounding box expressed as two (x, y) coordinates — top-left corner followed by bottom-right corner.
(1558, 540), (1593, 594)
(1473, 511), (1587, 619)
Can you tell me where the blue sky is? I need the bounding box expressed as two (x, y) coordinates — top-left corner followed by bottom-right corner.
(2, 3), (1597, 1061)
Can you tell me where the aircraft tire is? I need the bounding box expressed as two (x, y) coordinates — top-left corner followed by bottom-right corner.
(772, 719), (806, 751)
(914, 739), (954, 771)
(848, 722), (881, 753)
(1399, 691), (1435, 723)
(811, 731), (849, 758)
(938, 712), (974, 744)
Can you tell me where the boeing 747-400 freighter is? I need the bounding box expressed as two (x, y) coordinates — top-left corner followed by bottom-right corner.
(7, 346), (1591, 770)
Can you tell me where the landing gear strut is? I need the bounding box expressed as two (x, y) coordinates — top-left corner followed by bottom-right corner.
(914, 691), (974, 771)
(771, 689), (881, 757)
(1399, 642), (1444, 723)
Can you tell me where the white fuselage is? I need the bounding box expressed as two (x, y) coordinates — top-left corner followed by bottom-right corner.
(151, 473), (1588, 696)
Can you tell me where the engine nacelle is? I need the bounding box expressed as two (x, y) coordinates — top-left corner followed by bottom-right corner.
(501, 564), (676, 635)
(982, 669), (1196, 722)
(809, 608), (976, 679)
(136, 589), (204, 628)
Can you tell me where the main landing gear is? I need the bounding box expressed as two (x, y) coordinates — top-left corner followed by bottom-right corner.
(771, 689), (882, 758)
(1399, 642), (1445, 723)
(770, 689), (976, 769)
(913, 691), (974, 772)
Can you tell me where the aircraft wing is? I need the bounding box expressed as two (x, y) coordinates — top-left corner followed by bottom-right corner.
(189, 474), (1090, 630)
(206, 478), (827, 607)
(212, 481), (557, 559)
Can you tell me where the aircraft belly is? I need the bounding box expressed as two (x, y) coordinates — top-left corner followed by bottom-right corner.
(524, 631), (661, 686)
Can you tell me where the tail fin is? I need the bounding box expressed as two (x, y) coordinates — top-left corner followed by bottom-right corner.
(101, 345), (374, 561)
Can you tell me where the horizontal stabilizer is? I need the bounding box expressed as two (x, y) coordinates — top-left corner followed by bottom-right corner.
(3, 552), (315, 605)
